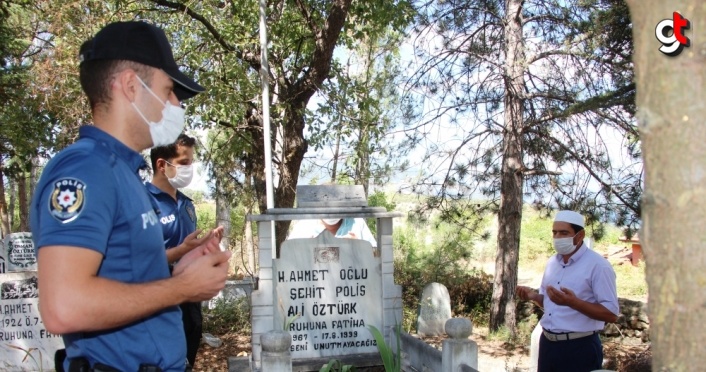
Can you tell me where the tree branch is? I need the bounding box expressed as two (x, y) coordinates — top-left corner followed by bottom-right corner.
(529, 82), (636, 127)
(527, 128), (640, 215)
(147, 0), (260, 68)
(522, 168), (562, 176)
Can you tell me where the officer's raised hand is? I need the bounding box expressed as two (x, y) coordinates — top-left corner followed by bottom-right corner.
(165, 229), (214, 263)
(173, 237), (231, 302)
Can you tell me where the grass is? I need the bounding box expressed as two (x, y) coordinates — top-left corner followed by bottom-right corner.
(613, 261), (647, 300)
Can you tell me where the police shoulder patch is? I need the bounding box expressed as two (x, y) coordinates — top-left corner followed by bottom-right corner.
(49, 178), (86, 223)
(186, 204), (196, 223)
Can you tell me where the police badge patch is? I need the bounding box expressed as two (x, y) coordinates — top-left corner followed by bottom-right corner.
(49, 178), (86, 223)
(186, 204), (196, 223)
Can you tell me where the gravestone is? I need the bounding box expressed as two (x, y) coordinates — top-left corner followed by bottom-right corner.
(274, 230), (382, 358)
(0, 233), (64, 370)
(5, 232), (36, 272)
(245, 185), (404, 370)
(417, 282), (452, 337)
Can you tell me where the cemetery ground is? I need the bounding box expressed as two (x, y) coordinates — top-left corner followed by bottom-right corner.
(191, 223), (651, 372)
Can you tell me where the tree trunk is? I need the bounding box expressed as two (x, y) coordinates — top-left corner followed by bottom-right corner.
(8, 172), (14, 232)
(355, 123), (371, 198)
(490, 0), (526, 332)
(626, 0), (704, 369)
(18, 171), (29, 232)
(332, 131), (341, 183)
(250, 99), (308, 255)
(0, 166), (10, 237)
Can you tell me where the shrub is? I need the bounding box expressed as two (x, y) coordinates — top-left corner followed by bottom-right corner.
(202, 296), (251, 335)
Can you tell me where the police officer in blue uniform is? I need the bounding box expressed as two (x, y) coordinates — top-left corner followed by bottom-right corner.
(30, 21), (231, 372)
(147, 134), (224, 369)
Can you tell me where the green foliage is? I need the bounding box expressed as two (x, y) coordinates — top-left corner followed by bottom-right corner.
(0, 2), (57, 185)
(488, 313), (538, 346)
(366, 191), (397, 234)
(614, 261), (647, 299)
(283, 314), (301, 332)
(182, 189), (206, 204)
(393, 221), (494, 328)
(518, 208), (554, 262)
(369, 191), (397, 211)
(202, 296), (251, 335)
(319, 359), (356, 372)
(195, 202), (216, 233)
(367, 324), (401, 372)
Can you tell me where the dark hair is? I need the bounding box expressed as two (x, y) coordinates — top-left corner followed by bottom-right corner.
(149, 134), (197, 170)
(79, 40), (154, 109)
(569, 223), (584, 234)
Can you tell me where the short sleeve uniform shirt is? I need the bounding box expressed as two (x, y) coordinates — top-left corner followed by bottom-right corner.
(30, 126), (186, 371)
(146, 182), (197, 249)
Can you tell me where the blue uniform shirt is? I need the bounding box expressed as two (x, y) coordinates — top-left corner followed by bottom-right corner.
(146, 182), (197, 249)
(30, 126), (186, 371)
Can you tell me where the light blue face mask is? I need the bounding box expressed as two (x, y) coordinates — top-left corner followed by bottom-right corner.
(131, 76), (186, 147)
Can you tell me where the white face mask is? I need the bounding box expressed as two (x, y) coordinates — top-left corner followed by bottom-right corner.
(132, 76), (186, 147)
(322, 218), (342, 226)
(553, 234), (578, 255)
(165, 161), (193, 189)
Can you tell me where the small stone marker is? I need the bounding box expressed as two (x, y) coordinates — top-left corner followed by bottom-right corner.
(4, 233), (36, 272)
(417, 282), (452, 337)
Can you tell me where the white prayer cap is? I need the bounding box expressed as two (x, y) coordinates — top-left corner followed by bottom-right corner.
(554, 210), (584, 227)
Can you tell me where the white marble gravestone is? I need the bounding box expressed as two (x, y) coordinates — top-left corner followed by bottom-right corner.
(246, 185), (403, 370)
(274, 230), (383, 358)
(0, 233), (64, 370)
(0, 271), (64, 370)
(417, 282), (452, 337)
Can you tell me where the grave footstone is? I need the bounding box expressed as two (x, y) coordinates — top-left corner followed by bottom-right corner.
(417, 282), (452, 337)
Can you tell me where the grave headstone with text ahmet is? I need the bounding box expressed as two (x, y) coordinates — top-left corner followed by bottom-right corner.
(274, 230), (383, 359)
(0, 233), (64, 370)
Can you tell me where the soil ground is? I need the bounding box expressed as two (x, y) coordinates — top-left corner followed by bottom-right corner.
(192, 329), (650, 372)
